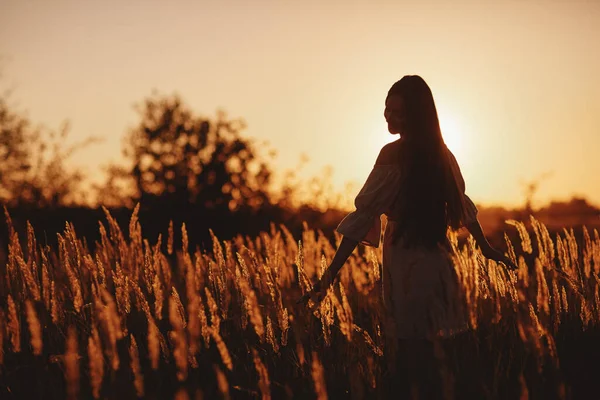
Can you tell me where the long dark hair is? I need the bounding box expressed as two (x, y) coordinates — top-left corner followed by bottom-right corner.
(388, 75), (468, 247)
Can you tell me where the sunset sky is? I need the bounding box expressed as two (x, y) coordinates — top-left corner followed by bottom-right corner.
(1, 0), (599, 208)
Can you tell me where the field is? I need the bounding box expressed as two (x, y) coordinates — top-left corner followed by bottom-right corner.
(1, 206), (600, 399)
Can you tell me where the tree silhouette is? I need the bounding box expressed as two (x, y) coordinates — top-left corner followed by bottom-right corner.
(520, 171), (553, 215)
(123, 92), (272, 211)
(0, 90), (93, 208)
(0, 93), (33, 203)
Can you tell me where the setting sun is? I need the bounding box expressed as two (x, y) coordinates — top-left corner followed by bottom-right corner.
(438, 111), (465, 159)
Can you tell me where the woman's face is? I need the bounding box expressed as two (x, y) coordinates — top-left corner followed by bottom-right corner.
(384, 94), (405, 135)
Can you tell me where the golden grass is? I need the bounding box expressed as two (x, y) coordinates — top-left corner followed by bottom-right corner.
(0, 208), (599, 398)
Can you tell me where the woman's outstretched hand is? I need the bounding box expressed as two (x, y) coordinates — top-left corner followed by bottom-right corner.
(466, 220), (518, 271)
(296, 270), (335, 307)
(483, 247), (518, 271)
(296, 237), (357, 307)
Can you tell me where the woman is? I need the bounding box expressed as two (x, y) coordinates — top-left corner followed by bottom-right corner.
(299, 75), (516, 397)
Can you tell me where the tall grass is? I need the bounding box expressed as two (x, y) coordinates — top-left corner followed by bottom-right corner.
(0, 205), (599, 399)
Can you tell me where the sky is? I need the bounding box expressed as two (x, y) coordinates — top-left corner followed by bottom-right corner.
(1, 0), (599, 209)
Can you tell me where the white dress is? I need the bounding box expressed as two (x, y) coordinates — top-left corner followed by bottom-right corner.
(336, 148), (478, 340)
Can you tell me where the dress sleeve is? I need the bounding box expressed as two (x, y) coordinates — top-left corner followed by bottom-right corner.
(447, 150), (479, 226)
(336, 166), (402, 247)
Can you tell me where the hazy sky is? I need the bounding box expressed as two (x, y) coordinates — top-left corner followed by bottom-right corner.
(1, 0), (599, 208)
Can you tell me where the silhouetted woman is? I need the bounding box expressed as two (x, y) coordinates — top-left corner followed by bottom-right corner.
(299, 75), (516, 398)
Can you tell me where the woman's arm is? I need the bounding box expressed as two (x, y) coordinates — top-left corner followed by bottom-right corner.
(466, 219), (517, 270)
(321, 236), (359, 286)
(297, 236), (359, 304)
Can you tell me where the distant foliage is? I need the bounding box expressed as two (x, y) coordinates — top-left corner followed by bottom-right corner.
(118, 92), (272, 211)
(0, 93), (94, 208)
(0, 94), (33, 203)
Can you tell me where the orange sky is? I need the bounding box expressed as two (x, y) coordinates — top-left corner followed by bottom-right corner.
(1, 0), (599, 208)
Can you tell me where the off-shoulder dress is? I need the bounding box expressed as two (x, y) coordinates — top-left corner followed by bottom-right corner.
(336, 146), (478, 339)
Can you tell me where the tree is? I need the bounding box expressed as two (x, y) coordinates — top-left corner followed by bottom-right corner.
(0, 93), (34, 203)
(121, 92), (272, 211)
(520, 171), (553, 215)
(0, 87), (95, 208)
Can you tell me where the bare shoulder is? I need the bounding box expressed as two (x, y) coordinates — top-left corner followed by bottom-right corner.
(375, 139), (403, 165)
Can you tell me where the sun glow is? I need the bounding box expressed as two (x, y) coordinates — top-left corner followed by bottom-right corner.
(438, 111), (464, 158)
(369, 121), (396, 159)
(367, 110), (466, 162)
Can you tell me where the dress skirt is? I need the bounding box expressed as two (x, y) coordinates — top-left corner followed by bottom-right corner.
(381, 220), (470, 340)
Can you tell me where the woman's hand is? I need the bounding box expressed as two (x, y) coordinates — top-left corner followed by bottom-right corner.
(466, 220), (518, 271)
(296, 269), (336, 307)
(483, 247), (518, 271)
(296, 237), (358, 307)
